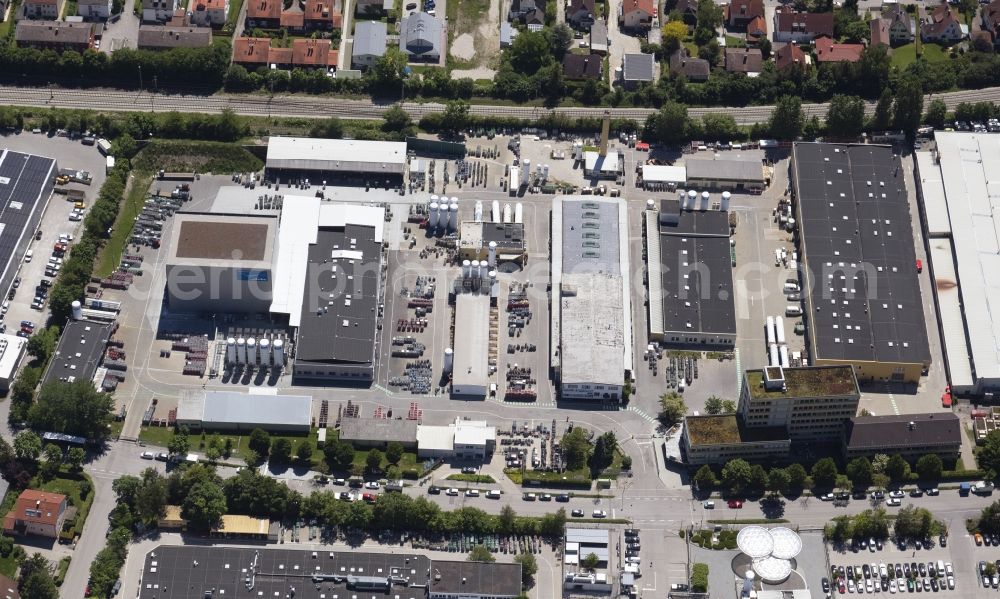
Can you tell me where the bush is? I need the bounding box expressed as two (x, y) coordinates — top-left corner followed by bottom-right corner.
(691, 563), (709, 593)
(401, 468), (421, 480)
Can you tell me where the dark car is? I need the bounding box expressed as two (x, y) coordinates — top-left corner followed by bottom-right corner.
(571, 509), (584, 517)
(427, 486), (441, 494)
(821, 578), (830, 593)
(910, 488), (924, 497)
(556, 494), (570, 502)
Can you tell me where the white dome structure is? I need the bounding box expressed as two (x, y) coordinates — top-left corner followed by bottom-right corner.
(753, 556), (793, 583)
(734, 526), (802, 584)
(736, 526), (775, 559)
(768, 527), (803, 560)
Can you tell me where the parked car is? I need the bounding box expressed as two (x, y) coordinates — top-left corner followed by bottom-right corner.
(140, 451), (154, 460)
(592, 510), (607, 518)
(571, 509), (584, 517)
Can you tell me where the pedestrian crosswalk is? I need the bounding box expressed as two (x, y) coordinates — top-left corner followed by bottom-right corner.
(627, 406), (659, 424)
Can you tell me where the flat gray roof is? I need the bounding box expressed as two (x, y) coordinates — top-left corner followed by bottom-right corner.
(560, 197), (622, 276)
(44, 319), (114, 387)
(176, 391), (312, 431)
(452, 293), (490, 391)
(429, 561), (522, 598)
(686, 154), (765, 183)
(338, 417), (418, 444)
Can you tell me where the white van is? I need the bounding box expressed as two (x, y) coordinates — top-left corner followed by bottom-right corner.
(785, 305), (803, 317)
(24, 250), (32, 262)
(783, 282), (800, 293)
(486, 490), (501, 499)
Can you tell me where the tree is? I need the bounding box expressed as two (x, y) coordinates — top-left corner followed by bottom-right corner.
(580, 552), (600, 571)
(467, 544), (495, 562)
(182, 481), (227, 531)
(894, 505), (939, 540)
(769, 96), (804, 140)
(40, 444), (62, 479)
(20, 556), (57, 599)
(66, 447), (86, 471)
(295, 440), (314, 465)
(978, 430), (1000, 478)
(514, 552), (538, 588)
(13, 431), (41, 461)
(826, 94), (865, 140)
(701, 114), (739, 142)
(871, 453), (890, 474)
(507, 30), (554, 74)
(925, 98), (948, 129)
(811, 458), (839, 488)
(693, 465), (716, 491)
(368, 47), (407, 93)
(749, 464), (769, 490)
(270, 438), (292, 464)
(694, 0), (722, 45)
(112, 475), (142, 506)
(768, 467), (791, 495)
(26, 326), (59, 364)
(440, 100), (470, 134)
(365, 448), (383, 472)
(382, 105), (412, 133)
(892, 75), (924, 137)
(324, 440), (355, 471)
(547, 23), (574, 59)
(643, 103), (695, 146)
(248, 428), (271, 458)
(916, 454), (943, 481)
(704, 396), (725, 415)
(540, 508), (567, 537)
(560, 427), (592, 470)
(846, 457), (873, 489)
(168, 431), (190, 457)
(885, 454), (911, 483)
(134, 468), (168, 523)
(662, 20), (687, 54)
(499, 504), (517, 533)
(721, 459), (753, 494)
(27, 380), (115, 442)
(590, 432), (617, 472)
(658, 392), (687, 425)
(979, 499), (1000, 534)
(385, 442), (404, 465)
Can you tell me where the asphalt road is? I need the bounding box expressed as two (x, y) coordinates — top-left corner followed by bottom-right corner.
(3, 84), (1000, 124)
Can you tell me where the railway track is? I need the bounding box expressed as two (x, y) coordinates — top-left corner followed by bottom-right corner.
(1, 84), (999, 124)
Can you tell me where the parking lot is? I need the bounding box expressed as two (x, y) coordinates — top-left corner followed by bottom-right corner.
(829, 537), (962, 596)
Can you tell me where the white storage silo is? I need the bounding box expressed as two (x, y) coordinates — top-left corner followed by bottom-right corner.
(247, 338), (257, 366)
(474, 201), (483, 222)
(259, 338), (271, 367)
(775, 316), (786, 345)
(429, 202), (439, 228)
(71, 301), (82, 320)
(226, 338), (237, 365)
(765, 316), (775, 345)
(444, 348), (454, 373)
(721, 191), (731, 212)
(768, 343), (779, 367)
(701, 191), (710, 211)
(273, 339), (285, 367)
(521, 159), (531, 186)
(488, 241), (497, 268)
(430, 194), (440, 208)
(474, 260), (484, 279)
(686, 190), (697, 210)
(514, 202), (523, 224)
(237, 338), (247, 365)
(462, 260), (472, 279)
(492, 200), (501, 223)
(449, 203), (459, 231)
(543, 164), (550, 179)
(503, 203), (513, 223)
(779, 345), (790, 368)
(646, 199), (655, 211)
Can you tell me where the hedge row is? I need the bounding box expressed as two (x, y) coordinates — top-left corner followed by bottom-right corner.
(691, 563), (709, 593)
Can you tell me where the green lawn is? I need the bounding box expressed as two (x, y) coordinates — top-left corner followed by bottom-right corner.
(890, 41), (948, 69)
(95, 172), (154, 278)
(226, 0), (245, 28)
(37, 471), (95, 541)
(0, 554), (17, 578)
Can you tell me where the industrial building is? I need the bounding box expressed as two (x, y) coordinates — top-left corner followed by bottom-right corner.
(136, 546), (519, 599)
(680, 414), (791, 465)
(583, 149), (623, 179)
(0, 149), (57, 303)
(791, 143), (930, 383)
(640, 164), (686, 191)
(842, 412), (961, 462)
(916, 133), (1000, 396)
(646, 195), (736, 347)
(337, 417), (418, 449)
(0, 335), (27, 393)
(175, 390), (312, 432)
(164, 212), (277, 314)
(451, 292), (492, 397)
(685, 153), (767, 191)
(42, 318), (114, 387)
(551, 196), (632, 401)
(739, 365), (860, 441)
(457, 220), (527, 264)
(564, 529), (612, 594)
(264, 136), (408, 186)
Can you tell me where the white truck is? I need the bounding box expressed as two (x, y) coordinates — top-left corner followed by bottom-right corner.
(96, 138), (112, 156)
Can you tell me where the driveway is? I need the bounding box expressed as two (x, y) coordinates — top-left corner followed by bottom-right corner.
(102, 0), (141, 53)
(605, 7), (641, 88)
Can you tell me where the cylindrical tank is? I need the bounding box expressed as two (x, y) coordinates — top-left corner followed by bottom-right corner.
(444, 347), (454, 373)
(522, 159), (531, 185)
(769, 343), (779, 367)
(259, 338), (271, 367)
(430, 194), (440, 207)
(765, 316), (775, 345)
(450, 196), (459, 205)
(226, 337), (236, 364)
(488, 241), (497, 268)
(71, 300), (82, 320)
(429, 202), (439, 228)
(492, 200), (501, 223)
(462, 260), (472, 279)
(646, 199), (655, 211)
(474, 201), (483, 222)
(515, 202), (523, 224)
(543, 164), (550, 179)
(701, 191), (710, 211)
(503, 203), (513, 223)
(273, 338), (285, 367)
(247, 338), (257, 365)
(775, 316), (786, 345)
(779, 345), (790, 368)
(237, 338), (247, 365)
(449, 203), (458, 231)
(721, 191), (731, 212)
(686, 189), (697, 210)
(743, 571), (756, 596)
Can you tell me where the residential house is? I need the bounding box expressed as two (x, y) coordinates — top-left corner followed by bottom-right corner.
(773, 6), (833, 43)
(724, 46), (762, 74)
(142, 0), (178, 22)
(883, 3), (914, 44)
(590, 20), (608, 54)
(234, 37), (339, 69)
(870, 16), (890, 48)
(77, 0), (113, 19)
(562, 53), (602, 79)
(245, 0), (280, 28)
(726, 0), (762, 30)
(567, 0), (595, 29)
(137, 24), (212, 48)
(232, 36), (272, 67)
(352, 19), (386, 68)
(619, 0), (654, 29)
(291, 37), (338, 69)
(189, 0), (227, 27)
(400, 11), (441, 62)
(983, 0), (1000, 40)
(673, 0), (697, 25)
(15, 20), (94, 51)
(621, 51), (654, 88)
(2, 490), (68, 539)
(813, 34), (863, 62)
(304, 0), (341, 31)
(280, 2), (304, 30)
(508, 0), (540, 20)
(21, 0), (61, 20)
(774, 41), (808, 70)
(921, 2), (964, 43)
(668, 47), (709, 81)
(745, 15), (766, 44)
(500, 21), (518, 46)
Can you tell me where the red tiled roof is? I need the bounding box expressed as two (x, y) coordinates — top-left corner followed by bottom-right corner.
(233, 36), (271, 64)
(623, 0), (654, 16)
(280, 5), (304, 27)
(870, 17), (890, 46)
(813, 35), (863, 62)
(775, 42), (806, 69)
(270, 46), (293, 63)
(291, 38), (337, 66)
(746, 14), (766, 42)
(3, 490), (66, 530)
(774, 7), (833, 36)
(247, 0), (280, 19)
(727, 0), (763, 24)
(304, 0), (341, 24)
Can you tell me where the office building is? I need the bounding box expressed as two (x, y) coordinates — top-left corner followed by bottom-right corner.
(842, 412), (961, 461)
(680, 414), (791, 465)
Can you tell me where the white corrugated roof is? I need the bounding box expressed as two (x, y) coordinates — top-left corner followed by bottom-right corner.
(454, 419), (495, 446)
(644, 211), (663, 336)
(202, 391), (312, 427)
(0, 334), (26, 380)
(566, 528), (609, 545)
(266, 136), (406, 173)
(916, 151), (951, 236)
(416, 424), (454, 451)
(453, 294), (490, 391)
(929, 238), (974, 389)
(642, 164), (686, 183)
